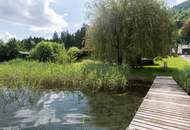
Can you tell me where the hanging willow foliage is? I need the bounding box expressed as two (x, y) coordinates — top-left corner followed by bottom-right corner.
(86, 0), (174, 65)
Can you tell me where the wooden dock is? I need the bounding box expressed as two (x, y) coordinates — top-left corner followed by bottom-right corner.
(127, 76), (190, 130)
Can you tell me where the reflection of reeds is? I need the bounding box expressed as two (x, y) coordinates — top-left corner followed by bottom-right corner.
(0, 87), (42, 112)
(0, 59), (130, 91)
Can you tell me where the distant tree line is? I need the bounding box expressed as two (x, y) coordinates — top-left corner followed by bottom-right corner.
(0, 24), (88, 62)
(52, 24), (88, 48)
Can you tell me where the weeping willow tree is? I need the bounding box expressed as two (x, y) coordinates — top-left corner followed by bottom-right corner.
(86, 0), (174, 65)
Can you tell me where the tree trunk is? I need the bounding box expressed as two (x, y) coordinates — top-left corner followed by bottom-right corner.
(117, 48), (122, 65)
(137, 55), (142, 67)
(118, 56), (122, 65)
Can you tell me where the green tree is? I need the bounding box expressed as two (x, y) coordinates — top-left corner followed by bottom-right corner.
(60, 25), (88, 48)
(61, 31), (67, 43)
(75, 24), (88, 48)
(0, 41), (7, 61)
(87, 0), (173, 65)
(30, 41), (68, 63)
(19, 37), (44, 51)
(65, 33), (75, 48)
(180, 18), (190, 44)
(6, 38), (18, 60)
(30, 41), (54, 62)
(53, 32), (60, 43)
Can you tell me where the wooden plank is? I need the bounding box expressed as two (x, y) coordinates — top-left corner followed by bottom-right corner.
(127, 76), (190, 130)
(149, 89), (187, 96)
(153, 79), (177, 85)
(135, 112), (190, 127)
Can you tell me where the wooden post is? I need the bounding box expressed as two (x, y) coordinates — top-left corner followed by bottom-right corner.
(164, 60), (168, 72)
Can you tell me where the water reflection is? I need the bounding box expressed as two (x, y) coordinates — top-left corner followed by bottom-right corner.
(0, 87), (145, 130)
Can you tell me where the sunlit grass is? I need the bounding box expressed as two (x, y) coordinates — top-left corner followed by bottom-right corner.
(131, 56), (189, 78)
(0, 57), (189, 93)
(156, 57), (189, 70)
(0, 59), (130, 91)
(131, 56), (190, 93)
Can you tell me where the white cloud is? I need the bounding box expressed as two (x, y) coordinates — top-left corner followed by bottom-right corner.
(176, 0), (186, 4)
(0, 0), (68, 34)
(0, 32), (16, 42)
(13, 92), (90, 128)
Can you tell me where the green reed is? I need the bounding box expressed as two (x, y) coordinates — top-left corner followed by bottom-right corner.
(0, 59), (130, 91)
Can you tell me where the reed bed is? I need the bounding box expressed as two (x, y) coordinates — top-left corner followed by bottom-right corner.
(0, 59), (130, 91)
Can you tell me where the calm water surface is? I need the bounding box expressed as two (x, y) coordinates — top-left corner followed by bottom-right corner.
(0, 87), (147, 130)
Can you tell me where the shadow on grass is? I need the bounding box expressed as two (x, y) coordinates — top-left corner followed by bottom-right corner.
(129, 66), (180, 88)
(131, 66), (179, 77)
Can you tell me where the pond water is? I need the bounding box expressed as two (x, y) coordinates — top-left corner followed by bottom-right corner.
(0, 87), (147, 130)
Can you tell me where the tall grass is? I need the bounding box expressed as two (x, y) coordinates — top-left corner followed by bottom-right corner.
(176, 66), (190, 94)
(0, 59), (130, 91)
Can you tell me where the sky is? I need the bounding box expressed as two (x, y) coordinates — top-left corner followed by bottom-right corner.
(0, 0), (187, 41)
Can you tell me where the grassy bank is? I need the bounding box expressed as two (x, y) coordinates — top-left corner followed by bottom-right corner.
(131, 56), (190, 93)
(0, 59), (130, 91)
(132, 57), (189, 77)
(0, 57), (190, 93)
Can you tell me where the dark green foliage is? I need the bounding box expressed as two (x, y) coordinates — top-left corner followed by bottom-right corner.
(60, 31), (67, 43)
(75, 24), (88, 48)
(30, 41), (54, 62)
(53, 32), (59, 41)
(60, 31), (75, 48)
(60, 24), (88, 48)
(19, 37), (44, 51)
(87, 0), (173, 65)
(173, 0), (190, 22)
(6, 39), (18, 60)
(30, 41), (68, 63)
(176, 20), (184, 29)
(77, 48), (92, 61)
(64, 33), (75, 48)
(180, 18), (190, 43)
(0, 38), (19, 61)
(52, 32), (63, 43)
(0, 44), (8, 61)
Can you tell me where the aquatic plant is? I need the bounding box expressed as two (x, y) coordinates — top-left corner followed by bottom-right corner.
(176, 66), (190, 94)
(0, 59), (130, 91)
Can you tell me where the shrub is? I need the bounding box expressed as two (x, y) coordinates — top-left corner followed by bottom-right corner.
(67, 47), (80, 63)
(30, 41), (68, 63)
(177, 66), (190, 94)
(51, 43), (63, 54)
(30, 41), (54, 62)
(55, 49), (69, 64)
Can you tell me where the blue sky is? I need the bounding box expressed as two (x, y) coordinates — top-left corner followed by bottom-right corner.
(0, 0), (186, 41)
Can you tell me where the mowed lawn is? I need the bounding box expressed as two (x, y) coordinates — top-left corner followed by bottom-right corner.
(131, 56), (190, 80)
